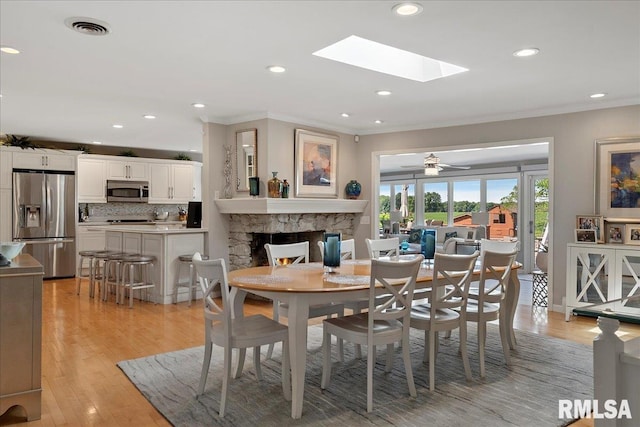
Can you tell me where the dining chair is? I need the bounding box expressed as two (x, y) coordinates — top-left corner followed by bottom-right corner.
(461, 249), (518, 377)
(264, 242), (344, 359)
(409, 251), (479, 391)
(365, 237), (399, 258)
(317, 238), (355, 261)
(321, 255), (423, 412)
(192, 253), (291, 417)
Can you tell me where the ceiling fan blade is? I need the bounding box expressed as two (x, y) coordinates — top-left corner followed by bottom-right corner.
(440, 163), (471, 170)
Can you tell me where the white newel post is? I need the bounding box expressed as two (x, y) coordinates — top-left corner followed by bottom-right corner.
(593, 316), (624, 427)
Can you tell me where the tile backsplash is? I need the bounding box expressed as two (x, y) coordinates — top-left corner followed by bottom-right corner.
(81, 203), (186, 221)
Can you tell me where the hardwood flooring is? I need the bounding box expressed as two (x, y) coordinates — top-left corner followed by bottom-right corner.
(1, 276), (639, 426)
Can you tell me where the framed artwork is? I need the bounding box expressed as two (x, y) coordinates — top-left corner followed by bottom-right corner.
(606, 223), (624, 244)
(595, 137), (640, 220)
(575, 229), (597, 243)
(575, 215), (604, 243)
(294, 129), (338, 198)
(625, 224), (640, 245)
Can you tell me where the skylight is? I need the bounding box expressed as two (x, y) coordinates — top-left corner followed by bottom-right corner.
(313, 35), (468, 83)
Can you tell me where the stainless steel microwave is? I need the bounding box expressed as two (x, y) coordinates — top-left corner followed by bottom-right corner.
(106, 180), (149, 203)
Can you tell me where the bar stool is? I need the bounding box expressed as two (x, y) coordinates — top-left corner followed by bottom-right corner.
(173, 253), (209, 306)
(103, 252), (137, 302)
(91, 250), (119, 301)
(76, 250), (96, 297)
(119, 255), (157, 308)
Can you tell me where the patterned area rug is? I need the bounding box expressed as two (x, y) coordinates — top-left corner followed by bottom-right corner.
(118, 324), (592, 426)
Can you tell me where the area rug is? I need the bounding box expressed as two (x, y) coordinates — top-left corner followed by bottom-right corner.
(118, 324), (592, 427)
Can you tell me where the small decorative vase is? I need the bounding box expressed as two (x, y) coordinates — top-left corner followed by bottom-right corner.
(249, 177), (259, 197)
(345, 180), (361, 199)
(323, 233), (341, 273)
(281, 179), (290, 198)
(268, 172), (282, 198)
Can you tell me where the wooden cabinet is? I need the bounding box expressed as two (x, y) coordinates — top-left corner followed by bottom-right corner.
(149, 163), (195, 203)
(13, 149), (76, 171)
(107, 159), (148, 181)
(0, 254), (43, 421)
(77, 157), (107, 203)
(566, 243), (640, 321)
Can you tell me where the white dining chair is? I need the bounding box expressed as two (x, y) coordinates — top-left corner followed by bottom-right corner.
(365, 237), (399, 259)
(321, 255), (423, 412)
(264, 242), (344, 359)
(409, 251), (479, 391)
(461, 249), (518, 377)
(317, 238), (355, 261)
(192, 253), (291, 417)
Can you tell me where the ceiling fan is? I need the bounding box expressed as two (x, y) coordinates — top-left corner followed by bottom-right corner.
(401, 153), (471, 175)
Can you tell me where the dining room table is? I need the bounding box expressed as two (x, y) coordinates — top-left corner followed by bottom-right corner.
(227, 255), (521, 419)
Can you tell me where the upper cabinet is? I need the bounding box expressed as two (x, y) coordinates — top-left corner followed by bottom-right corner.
(149, 162), (195, 204)
(12, 149), (76, 171)
(107, 159), (149, 181)
(78, 157), (107, 203)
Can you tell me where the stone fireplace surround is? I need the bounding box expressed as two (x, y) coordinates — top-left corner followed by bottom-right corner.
(215, 198), (368, 270)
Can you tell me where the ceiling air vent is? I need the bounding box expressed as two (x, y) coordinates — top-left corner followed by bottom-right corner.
(64, 17), (111, 36)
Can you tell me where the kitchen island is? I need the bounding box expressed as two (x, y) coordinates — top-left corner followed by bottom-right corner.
(103, 226), (207, 304)
(0, 254), (43, 421)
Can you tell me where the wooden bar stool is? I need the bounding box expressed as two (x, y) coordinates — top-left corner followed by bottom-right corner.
(119, 255), (157, 308)
(173, 253), (209, 306)
(76, 250), (96, 297)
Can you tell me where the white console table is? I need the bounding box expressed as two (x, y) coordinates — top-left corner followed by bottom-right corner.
(565, 243), (640, 321)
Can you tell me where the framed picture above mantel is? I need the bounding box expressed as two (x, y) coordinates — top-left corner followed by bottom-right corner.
(595, 136), (640, 220)
(294, 129), (338, 198)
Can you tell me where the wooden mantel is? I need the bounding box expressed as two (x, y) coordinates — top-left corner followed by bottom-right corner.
(214, 198), (368, 214)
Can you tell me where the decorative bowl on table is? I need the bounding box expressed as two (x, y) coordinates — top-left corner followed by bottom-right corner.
(0, 242), (26, 261)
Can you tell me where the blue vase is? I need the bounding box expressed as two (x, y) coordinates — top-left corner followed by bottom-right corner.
(323, 233), (341, 272)
(345, 180), (361, 199)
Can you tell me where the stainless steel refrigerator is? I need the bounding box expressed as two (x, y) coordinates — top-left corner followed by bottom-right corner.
(13, 169), (76, 279)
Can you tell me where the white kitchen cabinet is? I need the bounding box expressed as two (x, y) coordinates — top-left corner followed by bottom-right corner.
(76, 226), (106, 274)
(149, 162), (194, 204)
(107, 159), (148, 181)
(77, 157), (107, 203)
(566, 243), (640, 321)
(0, 149), (12, 189)
(193, 163), (202, 201)
(0, 189), (11, 242)
(13, 149), (76, 171)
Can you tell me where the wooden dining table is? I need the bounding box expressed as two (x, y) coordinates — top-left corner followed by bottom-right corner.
(228, 256), (521, 419)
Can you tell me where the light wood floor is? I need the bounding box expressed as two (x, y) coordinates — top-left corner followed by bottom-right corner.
(2, 276), (639, 426)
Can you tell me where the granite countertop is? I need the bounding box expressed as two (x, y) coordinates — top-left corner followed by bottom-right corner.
(99, 225), (207, 234)
(0, 254), (44, 276)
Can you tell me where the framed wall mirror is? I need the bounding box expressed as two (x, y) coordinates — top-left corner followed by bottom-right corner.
(236, 128), (257, 192)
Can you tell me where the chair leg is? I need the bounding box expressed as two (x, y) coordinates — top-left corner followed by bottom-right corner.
(321, 328), (332, 389)
(428, 330), (436, 391)
(281, 338), (291, 401)
(354, 306), (363, 359)
(266, 300), (280, 359)
(367, 343), (374, 412)
(198, 342), (213, 395)
(385, 343), (393, 373)
(219, 345), (232, 417)
(253, 346), (263, 380)
(234, 348), (246, 379)
(499, 319), (512, 366)
(459, 323), (472, 381)
(335, 307), (345, 362)
(478, 321), (486, 378)
(423, 330), (429, 363)
(402, 333), (417, 398)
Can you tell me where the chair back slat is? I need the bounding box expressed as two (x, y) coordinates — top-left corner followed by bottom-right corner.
(366, 238), (399, 259)
(368, 255), (423, 325)
(192, 254), (231, 335)
(476, 249), (518, 306)
(431, 252), (480, 312)
(265, 242), (309, 265)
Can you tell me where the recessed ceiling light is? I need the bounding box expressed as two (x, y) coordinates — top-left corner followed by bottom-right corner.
(92, 141), (102, 145)
(314, 35), (467, 82)
(143, 114), (156, 119)
(590, 93), (607, 98)
(392, 2), (423, 16)
(374, 120), (383, 124)
(0, 46), (20, 54)
(112, 124), (123, 129)
(513, 48), (540, 57)
(376, 90), (392, 96)
(267, 65), (286, 73)
(341, 113), (350, 118)
(189, 149), (197, 152)
(192, 103), (205, 108)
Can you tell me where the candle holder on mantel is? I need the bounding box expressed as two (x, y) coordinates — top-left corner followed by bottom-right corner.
(323, 232), (341, 274)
